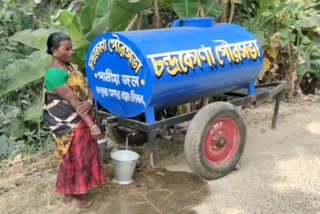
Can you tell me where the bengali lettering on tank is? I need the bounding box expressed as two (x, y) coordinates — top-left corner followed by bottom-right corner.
(87, 34), (143, 74)
(88, 34), (146, 108)
(88, 39), (108, 70)
(94, 69), (141, 88)
(121, 74), (140, 87)
(94, 68), (146, 107)
(147, 46), (215, 78)
(147, 39), (261, 78)
(108, 34), (143, 74)
(214, 39), (261, 66)
(94, 69), (120, 86)
(95, 86), (146, 107)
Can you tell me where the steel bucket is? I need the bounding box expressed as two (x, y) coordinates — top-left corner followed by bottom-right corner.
(111, 150), (140, 185)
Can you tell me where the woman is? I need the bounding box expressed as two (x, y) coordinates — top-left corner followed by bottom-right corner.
(43, 32), (106, 208)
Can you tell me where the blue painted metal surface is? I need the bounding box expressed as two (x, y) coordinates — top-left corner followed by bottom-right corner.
(85, 17), (264, 119)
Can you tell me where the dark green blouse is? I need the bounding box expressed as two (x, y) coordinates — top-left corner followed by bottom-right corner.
(44, 68), (69, 92)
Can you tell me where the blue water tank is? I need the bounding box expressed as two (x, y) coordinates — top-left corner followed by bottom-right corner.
(85, 17), (263, 118)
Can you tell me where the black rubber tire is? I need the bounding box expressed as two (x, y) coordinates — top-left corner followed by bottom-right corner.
(184, 102), (246, 180)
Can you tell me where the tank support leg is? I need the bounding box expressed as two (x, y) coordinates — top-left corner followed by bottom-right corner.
(271, 94), (281, 130)
(145, 107), (159, 168)
(247, 82), (256, 96)
(247, 82), (256, 104)
(148, 131), (158, 168)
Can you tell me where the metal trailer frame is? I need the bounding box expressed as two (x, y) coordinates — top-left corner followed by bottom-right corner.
(95, 81), (289, 168)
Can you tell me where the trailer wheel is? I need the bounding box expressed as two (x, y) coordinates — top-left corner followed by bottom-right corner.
(184, 102), (246, 180)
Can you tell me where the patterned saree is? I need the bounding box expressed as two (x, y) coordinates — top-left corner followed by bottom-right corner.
(43, 65), (106, 195)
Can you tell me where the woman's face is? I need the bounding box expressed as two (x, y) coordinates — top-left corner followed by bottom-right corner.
(53, 40), (74, 63)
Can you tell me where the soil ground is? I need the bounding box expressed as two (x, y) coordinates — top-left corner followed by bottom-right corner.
(1, 97), (320, 214)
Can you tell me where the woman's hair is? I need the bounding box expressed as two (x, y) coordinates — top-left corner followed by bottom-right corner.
(46, 32), (71, 55)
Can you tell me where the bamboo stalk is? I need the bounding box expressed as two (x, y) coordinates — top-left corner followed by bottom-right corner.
(154, 0), (161, 28)
(125, 14), (139, 31)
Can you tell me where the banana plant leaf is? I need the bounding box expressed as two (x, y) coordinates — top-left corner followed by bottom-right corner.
(201, 0), (225, 18)
(0, 50), (50, 96)
(54, 10), (90, 49)
(9, 28), (58, 50)
(171, 0), (225, 19)
(80, 4), (96, 35)
(171, 0), (199, 18)
(85, 0), (152, 41)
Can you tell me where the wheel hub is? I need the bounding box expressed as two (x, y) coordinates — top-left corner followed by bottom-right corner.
(204, 117), (240, 166)
(216, 137), (227, 148)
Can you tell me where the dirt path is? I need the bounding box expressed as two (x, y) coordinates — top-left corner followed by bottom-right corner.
(1, 98), (320, 214)
(167, 98), (320, 214)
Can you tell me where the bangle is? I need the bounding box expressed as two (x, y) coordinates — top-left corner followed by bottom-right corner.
(90, 125), (98, 130)
(87, 99), (93, 105)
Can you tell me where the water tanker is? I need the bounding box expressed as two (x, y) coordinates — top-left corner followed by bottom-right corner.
(87, 17), (287, 181)
(85, 17), (263, 120)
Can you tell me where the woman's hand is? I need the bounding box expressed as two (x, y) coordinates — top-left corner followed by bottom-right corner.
(90, 125), (103, 140)
(77, 100), (92, 114)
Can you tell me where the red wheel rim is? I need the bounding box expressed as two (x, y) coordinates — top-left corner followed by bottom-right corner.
(204, 117), (240, 166)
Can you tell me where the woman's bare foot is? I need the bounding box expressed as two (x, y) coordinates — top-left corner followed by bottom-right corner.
(64, 195), (92, 208)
